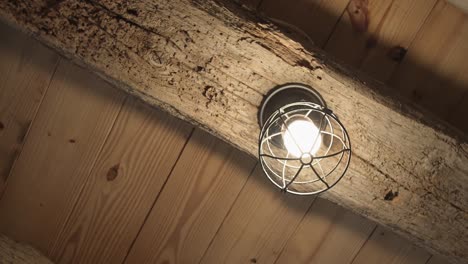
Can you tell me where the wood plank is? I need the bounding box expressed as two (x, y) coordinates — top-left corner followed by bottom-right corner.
(352, 226), (431, 264)
(1, 1), (467, 262)
(0, 22), (59, 195)
(275, 198), (376, 264)
(0, 59), (126, 254)
(325, 0), (437, 81)
(47, 98), (193, 263)
(260, 0), (349, 47)
(200, 166), (315, 264)
(124, 129), (256, 264)
(390, 1), (468, 125)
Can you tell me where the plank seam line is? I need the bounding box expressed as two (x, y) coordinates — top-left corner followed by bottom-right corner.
(356, 0), (396, 69)
(424, 255), (434, 264)
(197, 161), (259, 264)
(387, 0), (439, 83)
(256, 0), (265, 12)
(272, 195), (319, 264)
(322, 0), (351, 49)
(349, 224), (378, 264)
(48, 94), (129, 257)
(429, 0), (468, 119)
(120, 126), (196, 264)
(0, 56), (60, 201)
(422, 252), (434, 264)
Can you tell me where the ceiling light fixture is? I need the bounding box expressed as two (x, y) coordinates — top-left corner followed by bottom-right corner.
(258, 83), (351, 195)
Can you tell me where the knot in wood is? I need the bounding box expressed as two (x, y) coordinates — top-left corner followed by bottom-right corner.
(107, 164), (120, 181)
(347, 0), (369, 32)
(384, 190), (399, 201)
(202, 85), (227, 108)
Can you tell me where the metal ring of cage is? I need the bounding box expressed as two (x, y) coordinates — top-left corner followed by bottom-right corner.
(258, 102), (351, 195)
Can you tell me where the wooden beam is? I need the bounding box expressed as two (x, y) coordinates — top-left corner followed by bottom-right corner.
(0, 0), (466, 263)
(447, 0), (468, 13)
(0, 234), (53, 263)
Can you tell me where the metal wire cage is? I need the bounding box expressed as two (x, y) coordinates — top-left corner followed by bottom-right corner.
(259, 102), (351, 195)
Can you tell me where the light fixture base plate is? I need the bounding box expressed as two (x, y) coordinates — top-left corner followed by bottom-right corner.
(258, 83), (326, 127)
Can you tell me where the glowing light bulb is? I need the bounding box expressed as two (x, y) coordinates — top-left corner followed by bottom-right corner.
(283, 118), (322, 158)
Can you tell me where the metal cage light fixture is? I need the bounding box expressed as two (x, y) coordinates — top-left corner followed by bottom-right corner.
(258, 83), (351, 195)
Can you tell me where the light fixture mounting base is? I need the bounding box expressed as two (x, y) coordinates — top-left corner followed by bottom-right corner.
(258, 83), (326, 127)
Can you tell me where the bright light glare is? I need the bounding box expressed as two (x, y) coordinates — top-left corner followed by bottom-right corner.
(283, 119), (321, 157)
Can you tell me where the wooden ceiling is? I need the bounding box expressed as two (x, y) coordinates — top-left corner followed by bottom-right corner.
(0, 0), (467, 263)
(0, 21), (448, 263)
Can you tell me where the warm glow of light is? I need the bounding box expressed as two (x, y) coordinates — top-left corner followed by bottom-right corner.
(283, 118), (321, 157)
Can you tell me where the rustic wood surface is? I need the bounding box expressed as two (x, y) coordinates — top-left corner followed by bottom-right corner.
(124, 129), (256, 264)
(259, 0), (468, 134)
(0, 24), (58, 195)
(48, 98), (193, 263)
(390, 1), (468, 130)
(0, 20), (453, 264)
(260, 0), (350, 47)
(0, 59), (126, 253)
(325, 0), (437, 81)
(275, 198), (376, 264)
(352, 226), (431, 264)
(0, 0), (466, 263)
(428, 255), (454, 264)
(447, 0), (468, 12)
(200, 166), (315, 263)
(0, 234), (54, 264)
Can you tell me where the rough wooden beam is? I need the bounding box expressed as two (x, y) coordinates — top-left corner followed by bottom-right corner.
(0, 233), (53, 263)
(0, 0), (466, 262)
(447, 0), (468, 13)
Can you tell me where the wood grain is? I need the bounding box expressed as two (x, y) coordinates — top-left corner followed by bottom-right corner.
(0, 1), (467, 262)
(352, 226), (431, 264)
(325, 0), (437, 81)
(200, 166), (315, 264)
(48, 98), (193, 263)
(390, 1), (468, 125)
(0, 21), (59, 195)
(0, 59), (126, 254)
(124, 129), (256, 264)
(260, 0), (349, 47)
(275, 198), (376, 264)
